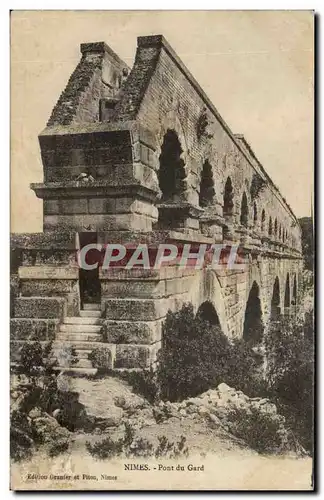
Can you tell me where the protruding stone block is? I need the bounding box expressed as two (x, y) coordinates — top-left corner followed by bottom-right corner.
(11, 318), (60, 341)
(104, 319), (162, 344)
(104, 298), (168, 321)
(115, 344), (151, 368)
(14, 297), (66, 319)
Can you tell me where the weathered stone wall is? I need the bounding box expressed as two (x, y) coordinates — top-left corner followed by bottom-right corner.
(10, 35), (304, 370)
(114, 35), (301, 251)
(34, 122), (160, 233)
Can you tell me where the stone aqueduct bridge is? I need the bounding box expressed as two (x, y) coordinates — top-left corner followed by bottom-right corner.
(11, 35), (303, 370)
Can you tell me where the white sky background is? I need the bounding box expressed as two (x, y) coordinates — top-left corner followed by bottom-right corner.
(10, 10), (314, 231)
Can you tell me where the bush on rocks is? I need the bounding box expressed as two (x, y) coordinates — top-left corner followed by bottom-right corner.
(226, 406), (291, 454)
(10, 341), (87, 460)
(88, 347), (112, 372)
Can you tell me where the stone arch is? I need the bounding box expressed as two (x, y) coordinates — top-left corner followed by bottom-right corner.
(261, 208), (266, 232)
(271, 276), (281, 319)
(284, 273), (290, 307)
(268, 216), (273, 236)
(243, 281), (264, 345)
(158, 129), (186, 201)
(292, 274), (297, 305)
(222, 177), (234, 240)
(156, 111), (188, 165)
(196, 300), (221, 326)
(199, 159), (215, 208)
(240, 191), (249, 227)
(190, 269), (228, 337)
(223, 176), (234, 216)
(253, 201), (258, 226)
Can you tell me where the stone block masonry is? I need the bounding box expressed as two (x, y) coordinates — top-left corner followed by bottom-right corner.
(10, 35), (303, 371)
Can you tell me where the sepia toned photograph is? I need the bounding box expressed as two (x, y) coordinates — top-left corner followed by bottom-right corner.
(10, 10), (314, 491)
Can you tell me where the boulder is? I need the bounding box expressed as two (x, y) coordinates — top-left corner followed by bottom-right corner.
(186, 405), (198, 415)
(217, 383), (232, 393)
(186, 397), (206, 406)
(208, 413), (223, 427)
(28, 407), (42, 419)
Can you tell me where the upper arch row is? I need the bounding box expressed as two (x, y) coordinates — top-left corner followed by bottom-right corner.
(157, 128), (301, 252)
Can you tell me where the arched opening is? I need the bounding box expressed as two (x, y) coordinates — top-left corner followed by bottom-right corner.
(253, 202), (258, 225)
(271, 276), (281, 319)
(292, 275), (297, 305)
(223, 177), (234, 240)
(240, 192), (248, 227)
(223, 177), (234, 216)
(196, 301), (221, 327)
(261, 209), (266, 232)
(284, 273), (290, 307)
(158, 129), (186, 201)
(274, 218), (278, 238)
(199, 160), (215, 208)
(282, 228), (285, 243)
(268, 216), (273, 236)
(243, 281), (264, 345)
(278, 224), (282, 240)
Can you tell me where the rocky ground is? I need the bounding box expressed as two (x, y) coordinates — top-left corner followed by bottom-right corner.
(22, 373), (300, 458)
(11, 371), (308, 464)
(11, 373), (313, 491)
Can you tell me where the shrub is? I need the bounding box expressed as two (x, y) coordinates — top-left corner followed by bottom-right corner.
(226, 405), (292, 454)
(157, 303), (261, 402)
(119, 367), (159, 404)
(11, 341), (86, 460)
(10, 410), (34, 461)
(48, 439), (69, 457)
(86, 422), (189, 460)
(88, 347), (112, 372)
(86, 435), (124, 460)
(264, 313), (314, 454)
(225, 338), (267, 397)
(155, 435), (189, 459)
(16, 341), (56, 381)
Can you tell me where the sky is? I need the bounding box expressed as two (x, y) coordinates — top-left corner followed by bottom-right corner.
(11, 10), (314, 232)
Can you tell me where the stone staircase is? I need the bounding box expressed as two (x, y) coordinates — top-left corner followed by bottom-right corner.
(54, 304), (105, 374)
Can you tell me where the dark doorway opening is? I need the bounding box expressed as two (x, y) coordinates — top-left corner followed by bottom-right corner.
(271, 276), (281, 320)
(78, 232), (101, 307)
(243, 281), (264, 345)
(196, 301), (220, 327)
